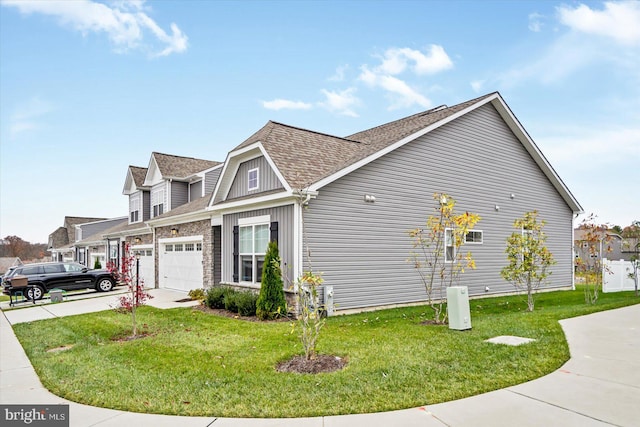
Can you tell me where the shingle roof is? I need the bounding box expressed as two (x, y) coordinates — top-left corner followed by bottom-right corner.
(232, 93), (496, 190)
(130, 166), (148, 187)
(152, 152), (221, 179)
(151, 194), (213, 220)
(233, 122), (364, 190)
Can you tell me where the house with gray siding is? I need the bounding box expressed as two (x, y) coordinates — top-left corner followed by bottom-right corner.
(208, 92), (583, 313)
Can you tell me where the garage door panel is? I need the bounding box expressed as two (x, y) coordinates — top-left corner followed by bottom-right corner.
(159, 241), (203, 291)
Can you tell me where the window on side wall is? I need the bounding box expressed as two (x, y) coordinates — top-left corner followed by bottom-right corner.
(445, 228), (456, 262)
(239, 222), (269, 283)
(465, 230), (483, 244)
(248, 168), (259, 191)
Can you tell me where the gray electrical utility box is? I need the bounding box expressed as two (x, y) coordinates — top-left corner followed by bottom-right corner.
(447, 286), (471, 330)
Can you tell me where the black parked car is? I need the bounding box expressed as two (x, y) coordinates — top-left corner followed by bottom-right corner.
(1, 262), (116, 300)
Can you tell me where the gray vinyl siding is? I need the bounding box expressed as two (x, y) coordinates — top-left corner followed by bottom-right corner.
(171, 181), (189, 209)
(142, 191), (151, 221)
(79, 218), (127, 240)
(205, 168), (222, 194)
(227, 156), (284, 200)
(221, 204), (295, 284)
(190, 180), (203, 201)
(304, 103), (575, 311)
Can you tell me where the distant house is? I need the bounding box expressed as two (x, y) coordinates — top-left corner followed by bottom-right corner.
(48, 216), (107, 262)
(0, 257), (23, 275)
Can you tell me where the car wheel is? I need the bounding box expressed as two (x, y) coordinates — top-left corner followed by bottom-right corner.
(27, 285), (45, 301)
(96, 277), (114, 292)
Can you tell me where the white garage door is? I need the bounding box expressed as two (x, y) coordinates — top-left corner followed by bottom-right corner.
(132, 246), (155, 289)
(159, 238), (203, 292)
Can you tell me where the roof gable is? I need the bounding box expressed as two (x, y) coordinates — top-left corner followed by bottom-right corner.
(144, 152), (221, 186)
(123, 166), (148, 195)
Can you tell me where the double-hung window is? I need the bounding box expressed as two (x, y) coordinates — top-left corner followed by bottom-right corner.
(239, 217), (269, 283)
(151, 188), (165, 218)
(130, 193), (140, 223)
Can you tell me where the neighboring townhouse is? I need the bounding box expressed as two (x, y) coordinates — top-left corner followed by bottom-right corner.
(209, 92), (583, 313)
(105, 153), (222, 289)
(71, 217), (128, 267)
(48, 216), (106, 262)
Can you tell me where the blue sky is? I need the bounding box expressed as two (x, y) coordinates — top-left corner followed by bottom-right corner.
(1, 0), (638, 244)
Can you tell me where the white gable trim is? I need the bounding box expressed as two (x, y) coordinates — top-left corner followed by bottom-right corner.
(209, 141), (291, 208)
(143, 156), (163, 187)
(308, 93), (582, 214)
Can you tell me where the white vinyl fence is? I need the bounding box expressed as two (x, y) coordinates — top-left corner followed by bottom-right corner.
(603, 259), (638, 293)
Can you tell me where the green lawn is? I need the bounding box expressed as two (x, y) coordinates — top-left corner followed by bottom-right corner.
(13, 287), (640, 418)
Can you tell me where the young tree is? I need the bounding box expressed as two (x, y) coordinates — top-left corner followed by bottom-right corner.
(107, 243), (153, 337)
(295, 271), (325, 360)
(256, 240), (288, 320)
(501, 211), (556, 312)
(574, 214), (612, 304)
(408, 193), (480, 324)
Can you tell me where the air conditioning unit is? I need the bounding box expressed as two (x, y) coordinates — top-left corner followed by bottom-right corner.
(447, 286), (472, 330)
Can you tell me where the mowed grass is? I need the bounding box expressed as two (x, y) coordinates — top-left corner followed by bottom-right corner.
(13, 287), (640, 418)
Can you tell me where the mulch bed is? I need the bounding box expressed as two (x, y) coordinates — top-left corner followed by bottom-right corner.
(276, 354), (347, 374)
(193, 303), (291, 323)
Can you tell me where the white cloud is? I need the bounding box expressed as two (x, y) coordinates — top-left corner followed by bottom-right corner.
(557, 1), (640, 45)
(378, 45), (453, 75)
(318, 88), (360, 117)
(262, 99), (312, 111)
(359, 66), (431, 110)
(9, 97), (54, 138)
(528, 12), (544, 32)
(470, 80), (485, 93)
(539, 126), (640, 164)
(1, 0), (188, 57)
(328, 65), (349, 82)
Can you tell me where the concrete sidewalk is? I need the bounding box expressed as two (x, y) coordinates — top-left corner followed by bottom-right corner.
(1, 291), (639, 426)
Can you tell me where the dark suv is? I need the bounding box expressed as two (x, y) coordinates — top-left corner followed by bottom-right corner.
(2, 262), (117, 300)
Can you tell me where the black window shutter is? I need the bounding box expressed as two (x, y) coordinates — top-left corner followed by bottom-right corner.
(270, 221), (278, 244)
(232, 225), (239, 282)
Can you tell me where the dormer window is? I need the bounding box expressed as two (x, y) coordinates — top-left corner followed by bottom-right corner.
(151, 188), (165, 218)
(129, 193), (141, 223)
(248, 168), (259, 191)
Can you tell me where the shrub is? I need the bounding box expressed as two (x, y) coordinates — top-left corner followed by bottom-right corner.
(234, 291), (258, 316)
(224, 290), (239, 313)
(205, 286), (230, 309)
(188, 288), (206, 302)
(256, 241), (287, 320)
(94, 259), (102, 269)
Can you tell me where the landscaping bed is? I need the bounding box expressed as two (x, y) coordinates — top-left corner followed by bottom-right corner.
(13, 287), (640, 418)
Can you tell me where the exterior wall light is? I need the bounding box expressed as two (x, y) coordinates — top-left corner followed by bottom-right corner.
(171, 227), (179, 236)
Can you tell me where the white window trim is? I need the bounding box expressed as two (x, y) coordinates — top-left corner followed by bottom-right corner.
(248, 167), (259, 191)
(239, 215), (270, 227)
(238, 218), (270, 284)
(445, 228), (456, 263)
(465, 229), (483, 244)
